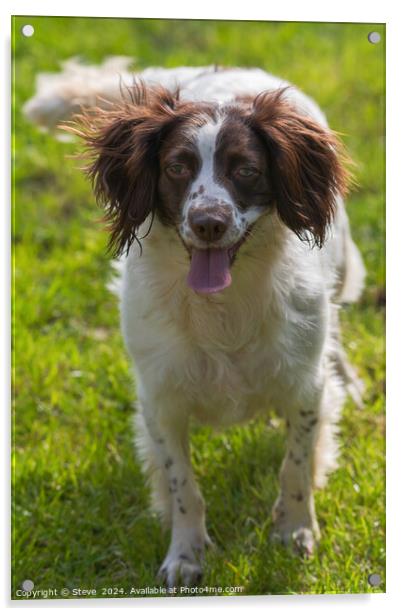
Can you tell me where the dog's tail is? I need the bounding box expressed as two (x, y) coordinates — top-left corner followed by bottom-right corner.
(23, 56), (135, 131)
(23, 58), (213, 132)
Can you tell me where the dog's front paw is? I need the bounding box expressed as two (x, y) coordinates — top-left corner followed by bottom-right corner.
(158, 552), (203, 588)
(158, 532), (212, 588)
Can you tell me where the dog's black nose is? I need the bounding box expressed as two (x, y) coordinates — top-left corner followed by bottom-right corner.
(188, 209), (230, 242)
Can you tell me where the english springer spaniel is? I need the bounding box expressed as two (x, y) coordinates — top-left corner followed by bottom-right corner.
(25, 62), (366, 587)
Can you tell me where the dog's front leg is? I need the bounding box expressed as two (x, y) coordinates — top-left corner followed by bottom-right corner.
(138, 400), (212, 587)
(271, 400), (322, 557)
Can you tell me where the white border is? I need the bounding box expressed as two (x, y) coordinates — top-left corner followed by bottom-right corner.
(1, 0), (391, 22)
(2, 1), (402, 614)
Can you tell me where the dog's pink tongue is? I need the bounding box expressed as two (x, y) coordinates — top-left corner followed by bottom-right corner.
(187, 248), (232, 294)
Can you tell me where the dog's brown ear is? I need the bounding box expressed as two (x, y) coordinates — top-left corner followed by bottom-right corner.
(68, 85), (179, 256)
(250, 89), (351, 247)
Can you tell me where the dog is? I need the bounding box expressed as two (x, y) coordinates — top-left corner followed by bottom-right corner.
(25, 61), (366, 587)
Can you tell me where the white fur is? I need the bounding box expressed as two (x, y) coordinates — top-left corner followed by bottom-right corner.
(190, 119), (227, 204)
(25, 62), (366, 584)
(182, 117), (245, 249)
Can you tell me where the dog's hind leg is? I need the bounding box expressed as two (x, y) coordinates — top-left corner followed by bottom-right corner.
(311, 368), (345, 489)
(271, 403), (321, 557)
(332, 342), (365, 409)
(271, 368), (345, 556)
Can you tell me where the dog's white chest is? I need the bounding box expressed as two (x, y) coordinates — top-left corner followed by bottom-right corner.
(121, 238), (327, 428)
(182, 338), (280, 426)
(131, 290), (298, 427)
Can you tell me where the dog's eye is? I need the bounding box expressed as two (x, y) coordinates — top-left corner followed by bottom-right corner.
(235, 167), (260, 178)
(166, 163), (190, 178)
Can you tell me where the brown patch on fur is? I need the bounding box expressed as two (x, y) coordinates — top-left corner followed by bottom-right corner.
(157, 130), (204, 228)
(66, 82), (215, 257)
(215, 92), (352, 239)
(249, 88), (352, 247)
(213, 113), (273, 210)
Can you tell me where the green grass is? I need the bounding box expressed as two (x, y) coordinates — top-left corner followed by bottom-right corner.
(12, 17), (385, 598)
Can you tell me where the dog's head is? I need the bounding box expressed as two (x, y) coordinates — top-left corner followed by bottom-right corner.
(75, 83), (350, 294)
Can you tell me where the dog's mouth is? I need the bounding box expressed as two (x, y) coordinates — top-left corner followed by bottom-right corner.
(186, 228), (252, 295)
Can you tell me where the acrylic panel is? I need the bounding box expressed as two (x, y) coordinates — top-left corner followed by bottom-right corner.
(12, 15), (386, 600)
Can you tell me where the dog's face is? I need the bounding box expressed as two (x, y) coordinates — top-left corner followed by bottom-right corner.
(79, 85), (349, 293)
(157, 105), (275, 292)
